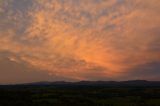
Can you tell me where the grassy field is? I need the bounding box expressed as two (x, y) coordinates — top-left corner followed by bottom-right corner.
(0, 85), (160, 106)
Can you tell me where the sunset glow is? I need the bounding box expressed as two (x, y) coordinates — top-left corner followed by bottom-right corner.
(0, 0), (160, 84)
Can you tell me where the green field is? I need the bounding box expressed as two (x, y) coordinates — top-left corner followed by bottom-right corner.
(0, 86), (160, 106)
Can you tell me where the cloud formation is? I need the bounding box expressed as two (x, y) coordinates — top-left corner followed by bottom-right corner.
(0, 0), (160, 83)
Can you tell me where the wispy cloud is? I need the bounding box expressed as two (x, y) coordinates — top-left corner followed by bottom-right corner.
(0, 0), (160, 82)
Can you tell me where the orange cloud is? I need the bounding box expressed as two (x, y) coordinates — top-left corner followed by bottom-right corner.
(0, 0), (160, 81)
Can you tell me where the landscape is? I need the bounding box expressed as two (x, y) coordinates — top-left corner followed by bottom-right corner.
(0, 0), (160, 106)
(0, 80), (160, 106)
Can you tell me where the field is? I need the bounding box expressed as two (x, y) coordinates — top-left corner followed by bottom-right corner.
(0, 85), (160, 106)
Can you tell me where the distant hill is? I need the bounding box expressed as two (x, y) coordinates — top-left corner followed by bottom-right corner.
(13, 80), (160, 87)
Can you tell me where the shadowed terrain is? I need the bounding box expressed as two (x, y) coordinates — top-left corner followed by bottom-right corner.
(0, 80), (160, 106)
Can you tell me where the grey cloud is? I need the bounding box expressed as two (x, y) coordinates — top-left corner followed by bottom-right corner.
(124, 61), (160, 80)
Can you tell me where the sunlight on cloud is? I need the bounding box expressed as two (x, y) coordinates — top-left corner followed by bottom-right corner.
(0, 0), (160, 81)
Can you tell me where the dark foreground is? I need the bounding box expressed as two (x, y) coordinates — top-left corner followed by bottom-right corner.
(0, 84), (160, 106)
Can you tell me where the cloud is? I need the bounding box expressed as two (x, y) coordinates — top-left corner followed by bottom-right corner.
(0, 51), (73, 84)
(0, 0), (160, 82)
(124, 61), (160, 81)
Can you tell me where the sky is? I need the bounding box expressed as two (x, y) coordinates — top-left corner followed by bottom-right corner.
(0, 0), (160, 84)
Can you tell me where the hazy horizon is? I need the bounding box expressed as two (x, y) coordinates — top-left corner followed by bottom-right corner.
(1, 79), (160, 85)
(0, 0), (160, 84)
